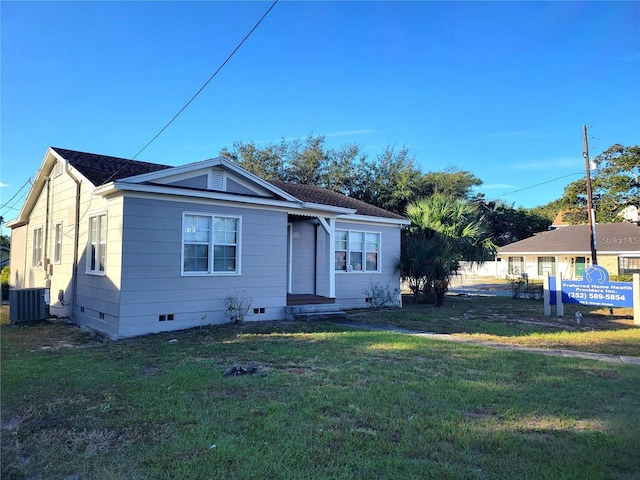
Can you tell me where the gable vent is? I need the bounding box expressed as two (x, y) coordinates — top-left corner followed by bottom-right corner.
(209, 170), (224, 190)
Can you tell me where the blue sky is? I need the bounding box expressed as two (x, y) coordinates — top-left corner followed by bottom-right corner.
(2, 1), (639, 235)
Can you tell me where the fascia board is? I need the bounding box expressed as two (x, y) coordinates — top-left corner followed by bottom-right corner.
(8, 148), (61, 227)
(297, 202), (355, 216)
(115, 157), (301, 204)
(120, 158), (222, 183)
(95, 182), (304, 210)
(497, 250), (591, 256)
(337, 213), (411, 226)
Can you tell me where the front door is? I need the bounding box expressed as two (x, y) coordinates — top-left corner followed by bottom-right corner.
(575, 256), (586, 278)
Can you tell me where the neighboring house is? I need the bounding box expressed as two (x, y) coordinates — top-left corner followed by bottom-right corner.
(496, 223), (640, 280)
(0, 245), (9, 268)
(7, 147), (409, 338)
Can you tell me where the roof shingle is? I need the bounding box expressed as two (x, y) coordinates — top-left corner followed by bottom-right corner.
(53, 147), (405, 220)
(498, 223), (640, 254)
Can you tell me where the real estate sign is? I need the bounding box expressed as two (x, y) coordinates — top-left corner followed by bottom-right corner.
(548, 266), (632, 308)
(545, 266), (639, 324)
(561, 266), (633, 308)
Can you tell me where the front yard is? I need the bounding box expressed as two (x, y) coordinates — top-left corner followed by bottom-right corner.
(2, 296), (639, 479)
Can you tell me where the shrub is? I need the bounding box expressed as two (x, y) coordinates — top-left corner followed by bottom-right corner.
(363, 281), (396, 310)
(610, 274), (633, 282)
(1, 266), (9, 301)
(224, 291), (252, 324)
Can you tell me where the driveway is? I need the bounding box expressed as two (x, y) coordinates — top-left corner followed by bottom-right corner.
(448, 275), (514, 297)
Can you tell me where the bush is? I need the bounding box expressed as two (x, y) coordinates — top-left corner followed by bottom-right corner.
(610, 275), (633, 282)
(224, 291), (252, 324)
(363, 281), (396, 309)
(1, 266), (9, 301)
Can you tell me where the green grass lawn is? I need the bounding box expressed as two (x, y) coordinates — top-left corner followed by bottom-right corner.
(2, 316), (639, 479)
(350, 295), (640, 357)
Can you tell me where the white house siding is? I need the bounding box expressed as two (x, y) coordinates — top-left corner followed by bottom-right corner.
(115, 195), (289, 337)
(72, 192), (124, 337)
(8, 226), (27, 288)
(334, 220), (402, 309)
(46, 167), (84, 318)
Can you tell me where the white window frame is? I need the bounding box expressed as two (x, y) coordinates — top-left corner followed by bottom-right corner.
(537, 256), (556, 276)
(181, 212), (241, 276)
(87, 214), (107, 275)
(32, 226), (43, 268)
(54, 222), (63, 264)
(507, 256), (524, 276)
(335, 229), (381, 273)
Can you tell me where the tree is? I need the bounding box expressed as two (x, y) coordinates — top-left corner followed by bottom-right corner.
(219, 140), (288, 181)
(546, 144), (640, 224)
(399, 194), (495, 306)
(419, 167), (483, 200)
(477, 200), (551, 246)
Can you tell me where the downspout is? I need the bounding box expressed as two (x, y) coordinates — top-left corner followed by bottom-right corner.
(66, 164), (82, 311)
(44, 177), (51, 287)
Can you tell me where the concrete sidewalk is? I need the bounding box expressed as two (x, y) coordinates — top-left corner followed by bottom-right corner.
(335, 322), (640, 366)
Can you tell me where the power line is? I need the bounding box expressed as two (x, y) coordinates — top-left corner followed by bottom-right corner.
(100, 0), (279, 186)
(495, 172), (583, 198)
(0, 177), (33, 214)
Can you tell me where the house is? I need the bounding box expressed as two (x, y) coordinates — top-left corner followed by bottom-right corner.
(7, 147), (409, 338)
(496, 223), (640, 280)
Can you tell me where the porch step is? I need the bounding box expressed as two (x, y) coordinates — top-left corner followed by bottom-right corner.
(285, 304), (347, 322)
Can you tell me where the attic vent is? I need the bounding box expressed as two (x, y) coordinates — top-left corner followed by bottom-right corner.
(210, 170), (223, 190)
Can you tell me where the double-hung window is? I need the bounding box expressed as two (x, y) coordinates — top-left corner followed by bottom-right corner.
(537, 256), (556, 276)
(87, 214), (107, 274)
(32, 227), (43, 268)
(335, 230), (380, 273)
(508, 256), (524, 276)
(619, 257), (640, 275)
(54, 222), (63, 264)
(182, 213), (240, 275)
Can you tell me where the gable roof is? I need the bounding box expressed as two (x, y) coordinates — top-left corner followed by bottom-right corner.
(498, 223), (640, 255)
(50, 147), (405, 221)
(52, 147), (171, 185)
(270, 181), (406, 220)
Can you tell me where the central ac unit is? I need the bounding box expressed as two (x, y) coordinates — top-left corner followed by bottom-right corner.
(9, 288), (50, 323)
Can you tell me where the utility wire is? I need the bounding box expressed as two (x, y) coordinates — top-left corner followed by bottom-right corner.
(0, 177), (33, 214)
(100, 0), (279, 186)
(495, 172), (584, 198)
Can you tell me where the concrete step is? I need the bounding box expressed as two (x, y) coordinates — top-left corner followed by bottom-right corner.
(284, 304), (347, 322)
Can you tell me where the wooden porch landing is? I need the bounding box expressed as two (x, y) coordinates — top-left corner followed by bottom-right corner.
(287, 294), (336, 306)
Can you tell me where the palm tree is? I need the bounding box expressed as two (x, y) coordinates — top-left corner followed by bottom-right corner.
(398, 194), (495, 306)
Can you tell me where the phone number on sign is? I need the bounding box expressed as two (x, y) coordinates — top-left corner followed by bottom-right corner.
(567, 291), (626, 301)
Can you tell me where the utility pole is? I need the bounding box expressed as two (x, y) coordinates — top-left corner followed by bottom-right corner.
(583, 125), (597, 265)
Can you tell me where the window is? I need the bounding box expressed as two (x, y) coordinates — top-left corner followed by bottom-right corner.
(32, 227), (43, 268)
(508, 256), (524, 275)
(87, 214), (107, 274)
(537, 256), (556, 276)
(182, 213), (240, 275)
(619, 257), (640, 275)
(335, 230), (380, 273)
(54, 223), (63, 264)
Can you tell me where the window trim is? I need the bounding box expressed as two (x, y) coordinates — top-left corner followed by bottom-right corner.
(53, 222), (63, 264)
(537, 256), (556, 276)
(86, 214), (107, 275)
(618, 256), (640, 275)
(507, 256), (524, 276)
(335, 229), (381, 274)
(32, 226), (43, 269)
(181, 212), (242, 276)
